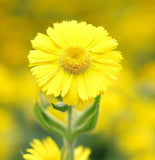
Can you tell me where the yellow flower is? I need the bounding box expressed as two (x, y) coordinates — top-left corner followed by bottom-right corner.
(0, 65), (15, 104)
(23, 137), (91, 160)
(131, 153), (155, 160)
(28, 20), (122, 106)
(0, 108), (21, 160)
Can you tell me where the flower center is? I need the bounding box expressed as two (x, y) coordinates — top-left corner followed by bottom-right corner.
(59, 46), (91, 74)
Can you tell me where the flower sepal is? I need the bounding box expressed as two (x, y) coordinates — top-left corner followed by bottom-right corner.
(51, 102), (68, 112)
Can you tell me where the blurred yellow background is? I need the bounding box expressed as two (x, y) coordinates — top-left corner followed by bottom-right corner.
(0, 0), (155, 160)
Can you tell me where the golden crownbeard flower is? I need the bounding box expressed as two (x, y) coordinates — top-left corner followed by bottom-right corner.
(28, 20), (122, 106)
(23, 137), (91, 160)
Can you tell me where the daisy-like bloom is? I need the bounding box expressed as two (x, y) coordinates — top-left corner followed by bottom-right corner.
(23, 137), (91, 160)
(28, 20), (122, 106)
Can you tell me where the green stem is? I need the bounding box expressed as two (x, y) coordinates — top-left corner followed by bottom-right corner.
(67, 106), (74, 160)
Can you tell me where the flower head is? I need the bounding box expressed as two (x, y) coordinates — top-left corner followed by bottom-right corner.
(28, 20), (122, 106)
(23, 137), (91, 160)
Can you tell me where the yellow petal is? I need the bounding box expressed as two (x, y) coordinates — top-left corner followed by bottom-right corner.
(31, 64), (57, 79)
(77, 74), (88, 101)
(50, 21), (87, 46)
(47, 26), (69, 48)
(37, 68), (58, 88)
(31, 64), (58, 88)
(75, 146), (84, 158)
(23, 154), (39, 160)
(63, 75), (79, 105)
(75, 146), (91, 160)
(43, 137), (60, 156)
(41, 70), (58, 92)
(46, 69), (64, 97)
(93, 51), (123, 62)
(23, 137), (61, 160)
(82, 26), (108, 48)
(80, 24), (96, 47)
(31, 33), (61, 54)
(86, 26), (108, 49)
(89, 37), (118, 53)
(28, 50), (58, 66)
(88, 68), (108, 91)
(61, 72), (73, 97)
(31, 139), (43, 147)
(90, 62), (121, 88)
(79, 148), (91, 160)
(83, 69), (100, 98)
(92, 58), (122, 69)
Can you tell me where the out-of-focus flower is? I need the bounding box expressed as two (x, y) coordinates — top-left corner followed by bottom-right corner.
(95, 91), (126, 136)
(0, 65), (16, 104)
(117, 6), (155, 50)
(29, 0), (79, 15)
(0, 64), (38, 125)
(23, 137), (91, 160)
(94, 69), (133, 135)
(0, 108), (21, 160)
(14, 71), (38, 108)
(131, 153), (155, 160)
(28, 20), (122, 106)
(0, 41), (28, 67)
(116, 128), (153, 156)
(0, 65), (37, 107)
(13, 71), (38, 125)
(132, 101), (155, 129)
(0, 0), (18, 11)
(139, 61), (155, 85)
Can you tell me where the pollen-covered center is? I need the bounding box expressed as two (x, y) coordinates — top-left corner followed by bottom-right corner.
(59, 46), (91, 74)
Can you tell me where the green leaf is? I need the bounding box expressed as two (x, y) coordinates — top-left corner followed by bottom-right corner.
(73, 104), (99, 138)
(82, 103), (99, 131)
(51, 102), (68, 112)
(39, 93), (49, 109)
(35, 103), (66, 137)
(73, 95), (100, 138)
(56, 95), (63, 101)
(75, 95), (100, 127)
